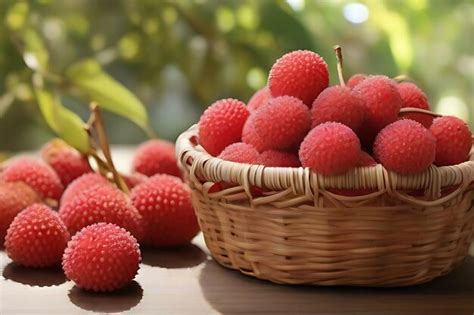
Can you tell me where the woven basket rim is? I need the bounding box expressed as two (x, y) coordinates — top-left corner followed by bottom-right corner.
(176, 124), (474, 205)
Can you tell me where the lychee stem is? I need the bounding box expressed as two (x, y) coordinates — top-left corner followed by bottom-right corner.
(333, 45), (345, 87)
(398, 107), (442, 118)
(90, 103), (129, 194)
(393, 75), (415, 83)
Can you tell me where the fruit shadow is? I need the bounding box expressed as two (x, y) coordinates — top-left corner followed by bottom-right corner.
(68, 280), (143, 313)
(140, 243), (208, 269)
(198, 257), (474, 315)
(2, 262), (67, 287)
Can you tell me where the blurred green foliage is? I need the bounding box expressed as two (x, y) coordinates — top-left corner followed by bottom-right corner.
(0, 0), (472, 152)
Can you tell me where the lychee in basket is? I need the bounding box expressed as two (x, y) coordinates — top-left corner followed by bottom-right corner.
(176, 124), (474, 287)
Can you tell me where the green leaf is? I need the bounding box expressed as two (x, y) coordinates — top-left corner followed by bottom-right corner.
(21, 28), (49, 72)
(6, 2), (29, 31)
(66, 59), (149, 129)
(33, 78), (90, 153)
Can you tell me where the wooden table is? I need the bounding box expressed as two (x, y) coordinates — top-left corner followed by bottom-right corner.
(1, 235), (474, 315)
(1, 147), (473, 314)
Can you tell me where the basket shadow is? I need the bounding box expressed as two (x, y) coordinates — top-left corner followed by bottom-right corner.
(198, 257), (474, 315)
(2, 262), (67, 287)
(68, 280), (143, 313)
(141, 243), (208, 269)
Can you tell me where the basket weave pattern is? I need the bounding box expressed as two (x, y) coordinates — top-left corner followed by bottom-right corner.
(177, 125), (474, 286)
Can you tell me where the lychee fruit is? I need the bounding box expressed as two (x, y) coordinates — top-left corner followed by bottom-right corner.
(247, 87), (271, 112)
(347, 74), (367, 89)
(5, 204), (70, 268)
(60, 173), (109, 206)
(252, 96), (311, 151)
(131, 174), (199, 247)
(311, 86), (366, 131)
(123, 173), (148, 190)
(217, 142), (259, 164)
(1, 157), (64, 201)
(199, 98), (250, 156)
(397, 82), (433, 128)
(259, 150), (300, 167)
(59, 183), (144, 241)
(268, 50), (329, 106)
(429, 116), (472, 166)
(62, 223), (140, 292)
(353, 75), (403, 146)
(132, 139), (181, 177)
(0, 182), (40, 243)
(242, 117), (267, 152)
(299, 122), (361, 176)
(373, 120), (436, 174)
(359, 151), (377, 167)
(41, 139), (92, 186)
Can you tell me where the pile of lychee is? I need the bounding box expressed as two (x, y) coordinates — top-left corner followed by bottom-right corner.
(198, 48), (473, 179)
(0, 138), (198, 292)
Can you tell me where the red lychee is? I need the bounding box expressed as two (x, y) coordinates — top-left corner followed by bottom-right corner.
(1, 157), (64, 201)
(311, 86), (366, 131)
(0, 182), (40, 242)
(247, 87), (271, 112)
(41, 139), (92, 186)
(358, 151), (377, 167)
(259, 150), (300, 167)
(131, 174), (199, 247)
(60, 173), (109, 206)
(353, 75), (403, 146)
(132, 139), (180, 177)
(62, 223), (140, 292)
(268, 50), (329, 106)
(123, 173), (148, 190)
(217, 142), (259, 164)
(242, 117), (267, 152)
(397, 82), (433, 128)
(252, 96), (311, 151)
(374, 120), (436, 174)
(5, 204), (70, 268)
(299, 122), (361, 176)
(430, 116), (472, 166)
(347, 74), (367, 89)
(59, 183), (144, 241)
(198, 98), (250, 156)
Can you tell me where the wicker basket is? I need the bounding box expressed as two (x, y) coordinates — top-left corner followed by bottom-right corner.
(176, 124), (474, 287)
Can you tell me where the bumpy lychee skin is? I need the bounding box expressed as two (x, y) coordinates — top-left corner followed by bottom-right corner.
(60, 173), (109, 206)
(131, 174), (199, 247)
(0, 182), (40, 242)
(123, 173), (148, 190)
(353, 75), (403, 146)
(132, 139), (180, 177)
(59, 183), (144, 241)
(311, 86), (366, 131)
(217, 142), (259, 164)
(252, 96), (311, 151)
(259, 150), (300, 167)
(1, 158), (64, 201)
(5, 204), (70, 268)
(242, 117), (267, 152)
(199, 98), (250, 156)
(62, 223), (140, 292)
(247, 87), (271, 112)
(347, 74), (367, 89)
(268, 50), (329, 106)
(374, 120), (436, 174)
(397, 82), (432, 128)
(429, 116), (472, 166)
(299, 122), (361, 176)
(41, 139), (92, 186)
